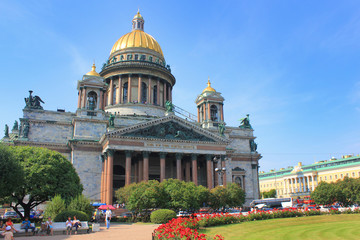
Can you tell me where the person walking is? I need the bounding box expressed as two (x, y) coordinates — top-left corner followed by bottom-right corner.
(105, 207), (112, 229)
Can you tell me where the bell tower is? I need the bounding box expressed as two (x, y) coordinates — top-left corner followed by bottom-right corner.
(195, 78), (225, 129)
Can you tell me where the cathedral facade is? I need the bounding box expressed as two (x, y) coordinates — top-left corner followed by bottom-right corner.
(2, 12), (261, 206)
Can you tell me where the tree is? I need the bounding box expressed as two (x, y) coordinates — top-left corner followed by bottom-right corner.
(5, 146), (83, 219)
(334, 177), (360, 206)
(0, 144), (23, 200)
(44, 194), (66, 219)
(68, 194), (93, 218)
(126, 180), (166, 221)
(161, 179), (210, 213)
(261, 189), (276, 199)
(210, 183), (245, 211)
(311, 181), (337, 205)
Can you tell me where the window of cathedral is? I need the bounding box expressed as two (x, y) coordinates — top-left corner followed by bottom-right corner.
(210, 105), (218, 121)
(141, 82), (147, 103)
(123, 82), (128, 103)
(140, 55), (146, 61)
(127, 54), (132, 60)
(137, 22), (140, 28)
(120, 55), (124, 61)
(135, 54), (139, 60)
(153, 85), (158, 105)
(149, 56), (153, 62)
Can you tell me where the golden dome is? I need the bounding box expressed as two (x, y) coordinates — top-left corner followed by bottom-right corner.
(110, 30), (164, 57)
(85, 63), (100, 77)
(202, 78), (216, 93)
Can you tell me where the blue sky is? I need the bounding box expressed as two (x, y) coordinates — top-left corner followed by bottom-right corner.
(1, 0), (359, 172)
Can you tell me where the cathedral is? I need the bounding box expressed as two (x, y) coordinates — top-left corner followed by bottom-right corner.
(2, 11), (261, 206)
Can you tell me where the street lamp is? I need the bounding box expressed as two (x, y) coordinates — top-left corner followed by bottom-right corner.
(213, 156), (227, 186)
(215, 167), (226, 186)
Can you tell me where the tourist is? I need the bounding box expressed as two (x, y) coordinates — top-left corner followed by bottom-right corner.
(21, 217), (35, 234)
(72, 216), (81, 234)
(105, 207), (112, 229)
(5, 218), (17, 233)
(46, 217), (54, 236)
(1, 226), (14, 240)
(65, 217), (72, 235)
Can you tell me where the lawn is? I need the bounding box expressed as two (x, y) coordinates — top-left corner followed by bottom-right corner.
(199, 214), (360, 240)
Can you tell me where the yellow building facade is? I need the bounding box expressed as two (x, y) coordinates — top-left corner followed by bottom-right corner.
(259, 155), (360, 199)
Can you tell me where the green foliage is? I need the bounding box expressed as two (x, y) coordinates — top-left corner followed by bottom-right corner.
(0, 144), (23, 201)
(44, 194), (66, 219)
(127, 181), (166, 218)
(261, 189), (277, 199)
(54, 210), (89, 222)
(115, 182), (137, 204)
(67, 194), (93, 218)
(150, 209), (176, 224)
(161, 179), (209, 213)
(5, 146), (83, 219)
(210, 183), (245, 211)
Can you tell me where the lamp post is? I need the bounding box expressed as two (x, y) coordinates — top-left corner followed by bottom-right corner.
(213, 156), (227, 186)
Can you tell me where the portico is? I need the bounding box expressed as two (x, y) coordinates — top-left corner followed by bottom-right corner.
(99, 115), (228, 204)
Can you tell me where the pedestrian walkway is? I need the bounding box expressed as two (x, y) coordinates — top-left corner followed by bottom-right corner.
(15, 223), (159, 240)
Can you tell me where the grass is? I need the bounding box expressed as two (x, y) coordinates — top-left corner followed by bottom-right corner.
(199, 214), (360, 240)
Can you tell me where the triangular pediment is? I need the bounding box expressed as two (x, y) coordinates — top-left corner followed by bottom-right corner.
(107, 115), (228, 143)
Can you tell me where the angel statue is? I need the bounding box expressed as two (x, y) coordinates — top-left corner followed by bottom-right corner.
(239, 114), (252, 129)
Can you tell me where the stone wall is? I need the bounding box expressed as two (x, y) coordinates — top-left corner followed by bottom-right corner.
(71, 150), (102, 201)
(73, 121), (107, 140)
(28, 122), (72, 144)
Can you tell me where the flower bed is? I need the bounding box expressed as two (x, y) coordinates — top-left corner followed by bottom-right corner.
(153, 208), (360, 239)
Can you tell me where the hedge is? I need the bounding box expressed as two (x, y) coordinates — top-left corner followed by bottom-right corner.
(150, 209), (176, 224)
(54, 210), (89, 222)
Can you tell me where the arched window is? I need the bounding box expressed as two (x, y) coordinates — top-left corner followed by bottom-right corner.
(153, 85), (157, 105)
(235, 176), (242, 188)
(137, 22), (140, 28)
(123, 82), (128, 103)
(87, 91), (97, 110)
(141, 82), (147, 103)
(210, 105), (218, 121)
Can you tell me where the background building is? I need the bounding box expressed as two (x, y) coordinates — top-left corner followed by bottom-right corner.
(1, 12), (261, 206)
(259, 154), (360, 199)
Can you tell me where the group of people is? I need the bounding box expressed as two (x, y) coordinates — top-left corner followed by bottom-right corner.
(0, 217), (36, 240)
(65, 216), (82, 235)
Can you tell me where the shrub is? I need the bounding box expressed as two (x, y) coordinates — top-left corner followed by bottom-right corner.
(54, 210), (89, 222)
(150, 209), (176, 224)
(44, 195), (66, 219)
(67, 194), (93, 218)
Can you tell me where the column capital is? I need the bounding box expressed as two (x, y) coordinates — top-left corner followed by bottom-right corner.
(107, 149), (115, 157)
(159, 152), (167, 158)
(103, 152), (108, 159)
(206, 154), (212, 161)
(125, 150), (133, 158)
(175, 153), (183, 160)
(142, 151), (150, 158)
(101, 155), (105, 162)
(191, 154), (198, 160)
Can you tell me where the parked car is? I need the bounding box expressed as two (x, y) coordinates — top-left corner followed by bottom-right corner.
(177, 211), (190, 217)
(3, 211), (20, 219)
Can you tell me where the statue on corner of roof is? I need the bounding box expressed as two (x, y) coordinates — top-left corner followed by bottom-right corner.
(4, 124), (9, 138)
(239, 114), (252, 129)
(165, 101), (174, 113)
(12, 120), (19, 131)
(24, 90), (45, 110)
(218, 123), (226, 136)
(109, 114), (115, 127)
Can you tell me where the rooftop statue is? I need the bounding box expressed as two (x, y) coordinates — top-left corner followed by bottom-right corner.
(218, 123), (226, 136)
(4, 124), (9, 137)
(165, 101), (174, 113)
(109, 114), (115, 127)
(12, 120), (18, 131)
(250, 139), (257, 152)
(239, 114), (252, 129)
(24, 90), (45, 110)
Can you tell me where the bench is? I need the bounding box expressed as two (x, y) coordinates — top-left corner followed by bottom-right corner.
(52, 221), (90, 234)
